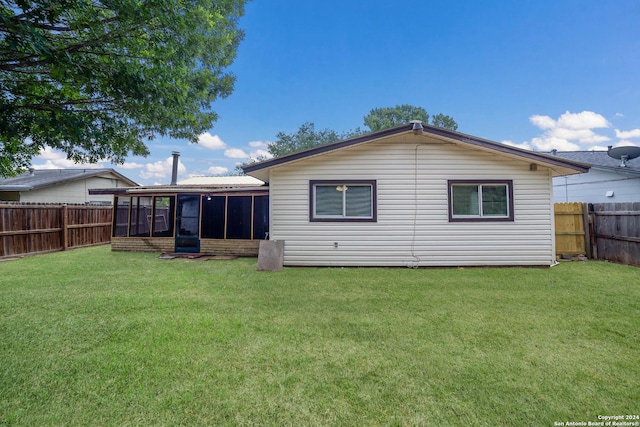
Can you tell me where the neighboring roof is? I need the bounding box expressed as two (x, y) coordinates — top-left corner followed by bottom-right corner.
(0, 168), (138, 192)
(243, 122), (590, 182)
(548, 150), (640, 175)
(177, 176), (264, 186)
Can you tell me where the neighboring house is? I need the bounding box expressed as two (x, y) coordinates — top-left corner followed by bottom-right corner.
(243, 122), (588, 267)
(0, 168), (138, 204)
(548, 150), (640, 203)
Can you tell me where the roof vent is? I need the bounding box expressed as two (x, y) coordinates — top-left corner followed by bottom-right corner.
(28, 167), (35, 176)
(410, 120), (423, 135)
(607, 146), (640, 167)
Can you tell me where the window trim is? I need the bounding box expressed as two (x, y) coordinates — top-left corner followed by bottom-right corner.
(309, 180), (377, 222)
(448, 179), (514, 222)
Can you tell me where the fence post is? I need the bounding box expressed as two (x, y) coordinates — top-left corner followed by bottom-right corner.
(62, 204), (69, 250)
(582, 202), (592, 259)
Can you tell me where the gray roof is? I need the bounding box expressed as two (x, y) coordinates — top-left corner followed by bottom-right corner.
(0, 168), (138, 191)
(548, 151), (640, 174)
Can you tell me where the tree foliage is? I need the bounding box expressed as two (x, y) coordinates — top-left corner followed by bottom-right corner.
(267, 122), (361, 158)
(263, 105), (459, 160)
(364, 104), (458, 132)
(0, 0), (246, 176)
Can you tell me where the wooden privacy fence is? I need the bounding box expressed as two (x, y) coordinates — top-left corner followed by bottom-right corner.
(0, 203), (112, 259)
(555, 202), (640, 267)
(554, 202), (590, 258)
(590, 202), (640, 267)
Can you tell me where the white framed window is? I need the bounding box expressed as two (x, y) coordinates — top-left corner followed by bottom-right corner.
(310, 180), (376, 222)
(448, 180), (514, 222)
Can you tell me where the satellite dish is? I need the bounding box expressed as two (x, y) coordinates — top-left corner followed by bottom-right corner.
(607, 146), (640, 167)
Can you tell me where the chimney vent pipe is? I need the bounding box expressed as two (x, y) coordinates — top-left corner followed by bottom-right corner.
(170, 151), (180, 185)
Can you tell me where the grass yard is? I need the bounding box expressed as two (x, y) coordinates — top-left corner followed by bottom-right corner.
(0, 246), (638, 426)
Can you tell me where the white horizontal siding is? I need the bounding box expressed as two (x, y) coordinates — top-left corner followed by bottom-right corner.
(553, 169), (640, 203)
(21, 176), (116, 204)
(269, 137), (555, 266)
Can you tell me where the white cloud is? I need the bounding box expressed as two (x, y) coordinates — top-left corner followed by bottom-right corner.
(530, 115), (556, 130)
(614, 140), (639, 147)
(224, 148), (248, 159)
(530, 136), (580, 151)
(207, 166), (229, 175)
(32, 147), (105, 169)
(555, 111), (609, 130)
(517, 110), (612, 152)
(249, 149), (273, 160)
(248, 140), (271, 148)
(615, 128), (640, 139)
(119, 162), (144, 169)
(502, 140), (532, 150)
(196, 132), (227, 150)
(139, 156), (185, 180)
(34, 159), (103, 169)
(549, 127), (610, 144)
(586, 145), (610, 151)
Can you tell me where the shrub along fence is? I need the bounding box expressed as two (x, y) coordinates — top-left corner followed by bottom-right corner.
(0, 203), (112, 259)
(555, 202), (640, 267)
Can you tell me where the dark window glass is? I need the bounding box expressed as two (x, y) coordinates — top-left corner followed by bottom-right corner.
(113, 196), (130, 237)
(227, 196), (252, 239)
(201, 196), (226, 239)
(481, 185), (508, 216)
(253, 195), (269, 240)
(129, 196), (152, 237)
(152, 196), (175, 237)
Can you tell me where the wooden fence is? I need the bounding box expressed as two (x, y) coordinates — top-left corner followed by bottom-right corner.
(555, 202), (640, 267)
(590, 202), (640, 267)
(554, 202), (590, 258)
(0, 203), (112, 259)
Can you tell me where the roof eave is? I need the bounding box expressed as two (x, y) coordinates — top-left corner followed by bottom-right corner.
(243, 123), (590, 180)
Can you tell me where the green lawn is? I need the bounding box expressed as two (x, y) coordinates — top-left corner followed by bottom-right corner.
(1, 246), (638, 426)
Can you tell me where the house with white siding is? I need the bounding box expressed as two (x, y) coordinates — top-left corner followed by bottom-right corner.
(548, 150), (640, 203)
(0, 168), (138, 204)
(243, 122), (589, 267)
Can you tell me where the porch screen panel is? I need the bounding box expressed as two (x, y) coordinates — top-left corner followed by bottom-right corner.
(152, 196), (175, 237)
(129, 196), (152, 237)
(201, 196), (226, 239)
(113, 196), (130, 237)
(226, 196), (252, 239)
(252, 195), (269, 240)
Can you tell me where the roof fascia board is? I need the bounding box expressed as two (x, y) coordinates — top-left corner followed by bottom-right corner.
(243, 123), (589, 176)
(242, 124), (412, 173)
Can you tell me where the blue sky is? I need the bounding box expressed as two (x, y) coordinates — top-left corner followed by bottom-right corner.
(33, 0), (640, 185)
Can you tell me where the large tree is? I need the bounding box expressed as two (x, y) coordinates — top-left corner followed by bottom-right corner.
(263, 105), (458, 160)
(364, 105), (458, 132)
(0, 0), (246, 176)
(267, 122), (360, 158)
